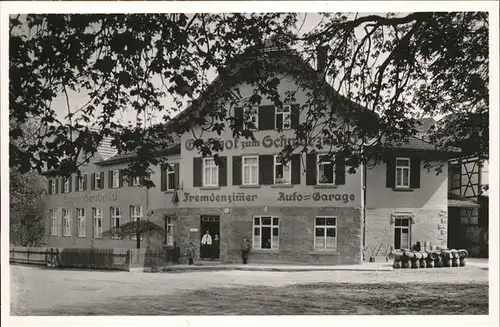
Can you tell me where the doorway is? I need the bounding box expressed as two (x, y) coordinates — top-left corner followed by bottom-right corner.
(200, 215), (220, 260)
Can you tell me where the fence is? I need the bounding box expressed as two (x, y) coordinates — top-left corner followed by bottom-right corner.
(10, 246), (177, 271)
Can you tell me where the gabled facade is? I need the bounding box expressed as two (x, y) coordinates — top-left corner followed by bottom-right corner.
(42, 44), (459, 264)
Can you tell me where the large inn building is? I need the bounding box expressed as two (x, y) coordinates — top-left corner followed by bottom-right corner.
(43, 43), (466, 265)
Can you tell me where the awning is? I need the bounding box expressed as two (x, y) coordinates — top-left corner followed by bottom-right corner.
(448, 193), (481, 208)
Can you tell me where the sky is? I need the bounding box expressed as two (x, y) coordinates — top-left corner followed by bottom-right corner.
(48, 13), (325, 128)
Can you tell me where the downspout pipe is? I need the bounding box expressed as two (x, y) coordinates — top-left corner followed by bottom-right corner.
(361, 145), (368, 261)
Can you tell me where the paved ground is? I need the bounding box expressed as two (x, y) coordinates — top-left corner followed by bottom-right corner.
(10, 262), (489, 315)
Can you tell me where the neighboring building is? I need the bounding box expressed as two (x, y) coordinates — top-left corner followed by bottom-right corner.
(42, 42), (460, 264)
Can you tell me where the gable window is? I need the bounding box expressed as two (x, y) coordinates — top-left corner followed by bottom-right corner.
(78, 174), (85, 191)
(62, 209), (71, 236)
(63, 178), (70, 193)
(395, 158), (410, 188)
(50, 180), (56, 194)
(314, 217), (337, 251)
(242, 156), (259, 185)
(253, 216), (279, 250)
(132, 176), (140, 186)
(77, 208), (86, 237)
(167, 167), (176, 191)
(110, 206), (121, 239)
(130, 205), (143, 240)
(50, 209), (57, 236)
(275, 105), (291, 130)
(274, 156), (291, 185)
(317, 154), (335, 185)
(95, 173), (102, 190)
(203, 158), (219, 187)
(112, 170), (120, 188)
(93, 207), (103, 238)
(244, 107), (258, 130)
(394, 218), (411, 249)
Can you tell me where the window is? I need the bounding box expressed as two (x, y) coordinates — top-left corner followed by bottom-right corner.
(112, 170), (120, 188)
(274, 156), (291, 185)
(78, 174), (85, 191)
(62, 209), (71, 236)
(132, 176), (140, 186)
(166, 216), (174, 246)
(93, 207), (103, 238)
(314, 217), (337, 251)
(77, 208), (86, 237)
(110, 207), (121, 239)
(51, 180), (56, 194)
(275, 105), (291, 130)
(394, 218), (411, 249)
(244, 106), (258, 130)
(63, 178), (70, 193)
(203, 158), (219, 187)
(253, 216), (279, 250)
(167, 166), (176, 190)
(130, 205), (143, 240)
(450, 164), (461, 189)
(95, 173), (102, 190)
(395, 158), (410, 188)
(242, 156), (259, 185)
(317, 154), (335, 185)
(50, 209), (57, 236)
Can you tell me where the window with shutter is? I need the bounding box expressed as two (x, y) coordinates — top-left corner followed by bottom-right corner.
(242, 156), (258, 185)
(203, 158), (219, 186)
(258, 105), (275, 131)
(395, 158), (410, 188)
(167, 165), (176, 190)
(244, 107), (259, 130)
(174, 163), (180, 190)
(193, 157), (203, 187)
(274, 156), (291, 185)
(317, 154), (335, 185)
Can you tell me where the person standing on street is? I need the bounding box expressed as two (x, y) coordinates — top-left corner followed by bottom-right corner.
(241, 236), (251, 264)
(186, 242), (195, 265)
(212, 234), (220, 260)
(201, 230), (212, 259)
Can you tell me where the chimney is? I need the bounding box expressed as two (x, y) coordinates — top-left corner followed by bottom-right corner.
(316, 46), (328, 74)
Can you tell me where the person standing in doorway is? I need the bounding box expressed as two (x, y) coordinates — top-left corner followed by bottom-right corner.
(201, 230), (212, 259)
(212, 234), (220, 260)
(241, 236), (251, 264)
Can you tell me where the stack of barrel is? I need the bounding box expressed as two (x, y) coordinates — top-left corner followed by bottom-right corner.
(393, 249), (468, 269)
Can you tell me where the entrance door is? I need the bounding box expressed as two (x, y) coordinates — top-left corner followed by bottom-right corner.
(200, 215), (220, 260)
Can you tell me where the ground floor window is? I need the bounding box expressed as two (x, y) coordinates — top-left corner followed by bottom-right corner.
(93, 207), (103, 239)
(50, 209), (57, 236)
(62, 209), (71, 237)
(77, 208), (86, 237)
(253, 216), (279, 249)
(130, 205), (143, 240)
(110, 206), (121, 239)
(166, 216), (174, 246)
(394, 218), (411, 249)
(314, 217), (337, 251)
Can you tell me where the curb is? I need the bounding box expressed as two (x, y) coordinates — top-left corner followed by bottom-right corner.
(156, 265), (394, 273)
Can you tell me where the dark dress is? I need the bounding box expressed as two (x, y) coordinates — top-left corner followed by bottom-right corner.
(213, 238), (220, 259)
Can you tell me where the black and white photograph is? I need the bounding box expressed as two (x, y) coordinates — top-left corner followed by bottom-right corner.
(1, 1), (498, 326)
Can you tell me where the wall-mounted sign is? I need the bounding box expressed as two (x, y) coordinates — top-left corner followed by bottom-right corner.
(277, 192), (356, 203)
(184, 134), (331, 151)
(64, 192), (118, 204)
(183, 192), (258, 204)
(190, 228), (199, 232)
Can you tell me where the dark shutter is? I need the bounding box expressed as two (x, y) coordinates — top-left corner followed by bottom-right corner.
(119, 170), (124, 187)
(219, 156), (227, 186)
(140, 176), (145, 187)
(410, 158), (421, 189)
(75, 175), (79, 192)
(83, 174), (88, 191)
(48, 180), (52, 194)
(100, 172), (105, 189)
(160, 166), (166, 191)
(91, 173), (95, 190)
(258, 105), (275, 131)
(291, 104), (300, 128)
(128, 172), (133, 186)
(335, 155), (346, 185)
(108, 170), (113, 188)
(291, 154), (301, 185)
(306, 154), (317, 185)
(55, 178), (59, 194)
(233, 156), (242, 186)
(193, 157), (202, 187)
(174, 163), (180, 189)
(60, 178), (65, 193)
(68, 175), (73, 192)
(234, 107), (243, 130)
(259, 155), (274, 185)
(386, 157), (396, 188)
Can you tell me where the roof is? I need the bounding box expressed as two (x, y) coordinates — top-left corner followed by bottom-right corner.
(387, 136), (461, 152)
(448, 193), (481, 208)
(96, 135), (116, 160)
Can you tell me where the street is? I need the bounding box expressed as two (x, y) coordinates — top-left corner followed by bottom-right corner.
(10, 263), (489, 315)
